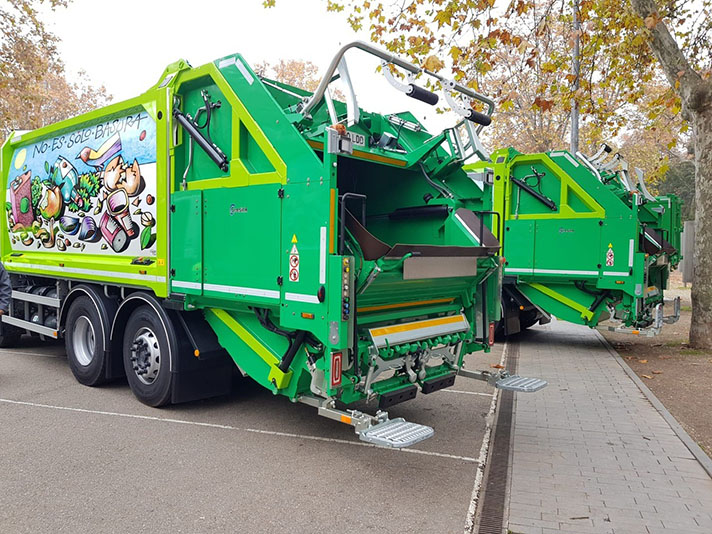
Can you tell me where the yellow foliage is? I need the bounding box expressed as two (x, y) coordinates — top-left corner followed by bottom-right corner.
(422, 55), (445, 72)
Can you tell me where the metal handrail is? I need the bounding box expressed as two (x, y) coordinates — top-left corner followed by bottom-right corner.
(299, 40), (495, 120)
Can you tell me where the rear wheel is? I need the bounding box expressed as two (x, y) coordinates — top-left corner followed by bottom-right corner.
(519, 309), (539, 330)
(123, 305), (172, 407)
(0, 332), (21, 348)
(65, 296), (107, 386)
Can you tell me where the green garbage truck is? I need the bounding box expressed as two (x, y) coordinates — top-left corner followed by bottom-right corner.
(1, 41), (545, 448)
(464, 145), (682, 337)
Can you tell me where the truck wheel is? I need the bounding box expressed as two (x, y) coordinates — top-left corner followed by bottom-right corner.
(65, 296), (107, 386)
(0, 333), (21, 348)
(519, 310), (539, 330)
(123, 305), (172, 407)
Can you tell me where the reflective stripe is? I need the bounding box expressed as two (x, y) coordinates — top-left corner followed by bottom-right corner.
(235, 58), (254, 85)
(203, 283), (279, 299)
(454, 213), (480, 245)
(506, 267), (598, 276)
(603, 271), (629, 277)
(285, 292), (320, 304)
(6, 262), (166, 283)
(628, 239), (635, 268)
(172, 281), (201, 290)
(369, 314), (469, 348)
(550, 151), (580, 167)
(319, 226), (327, 284)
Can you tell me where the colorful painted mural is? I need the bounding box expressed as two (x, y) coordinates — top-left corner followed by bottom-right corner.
(6, 111), (157, 256)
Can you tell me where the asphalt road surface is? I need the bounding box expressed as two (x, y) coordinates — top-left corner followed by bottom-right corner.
(0, 336), (503, 534)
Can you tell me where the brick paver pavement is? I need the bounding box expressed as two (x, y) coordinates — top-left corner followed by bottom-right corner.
(505, 320), (712, 534)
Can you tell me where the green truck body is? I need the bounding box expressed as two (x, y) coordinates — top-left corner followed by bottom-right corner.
(2, 42), (543, 447)
(464, 146), (682, 336)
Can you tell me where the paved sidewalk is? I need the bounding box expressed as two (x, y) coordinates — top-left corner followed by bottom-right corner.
(506, 320), (712, 534)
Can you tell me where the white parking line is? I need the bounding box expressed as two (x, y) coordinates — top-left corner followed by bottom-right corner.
(442, 389), (492, 397)
(463, 340), (507, 533)
(0, 397), (480, 464)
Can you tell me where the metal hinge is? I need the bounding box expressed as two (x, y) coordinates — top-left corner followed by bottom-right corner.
(277, 276), (283, 286)
(278, 188), (285, 199)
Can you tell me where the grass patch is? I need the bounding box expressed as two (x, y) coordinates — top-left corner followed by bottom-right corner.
(680, 348), (707, 356)
(680, 305), (692, 312)
(665, 341), (686, 347)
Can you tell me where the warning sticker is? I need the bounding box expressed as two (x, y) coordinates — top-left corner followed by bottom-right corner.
(289, 243), (300, 282)
(606, 245), (615, 267)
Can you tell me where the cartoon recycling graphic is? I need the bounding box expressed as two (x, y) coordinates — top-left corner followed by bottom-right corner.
(6, 111), (158, 256)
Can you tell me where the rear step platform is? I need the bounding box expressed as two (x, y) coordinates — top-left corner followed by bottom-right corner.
(359, 417), (434, 448)
(496, 375), (548, 393)
(458, 367), (548, 393)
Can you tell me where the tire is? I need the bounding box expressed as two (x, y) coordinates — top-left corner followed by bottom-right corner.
(123, 305), (173, 407)
(65, 296), (108, 386)
(519, 309), (539, 331)
(0, 332), (21, 348)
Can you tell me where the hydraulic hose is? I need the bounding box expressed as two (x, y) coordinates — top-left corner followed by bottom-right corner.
(278, 330), (306, 373)
(418, 162), (454, 199)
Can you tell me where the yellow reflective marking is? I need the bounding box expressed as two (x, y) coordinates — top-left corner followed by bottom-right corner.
(370, 315), (463, 338)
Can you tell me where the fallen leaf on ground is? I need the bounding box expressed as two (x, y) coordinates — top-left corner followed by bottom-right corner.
(642, 374), (653, 379)
(490, 363), (505, 369)
(624, 356), (635, 360)
(652, 370), (663, 374)
(639, 359), (648, 364)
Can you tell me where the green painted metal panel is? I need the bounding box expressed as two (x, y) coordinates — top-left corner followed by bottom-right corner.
(202, 184), (282, 304)
(502, 220), (535, 272)
(170, 190), (203, 295)
(532, 219), (601, 275)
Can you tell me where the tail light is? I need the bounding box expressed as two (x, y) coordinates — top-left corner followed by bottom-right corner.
(330, 351), (343, 387)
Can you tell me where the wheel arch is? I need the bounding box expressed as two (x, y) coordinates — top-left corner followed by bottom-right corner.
(111, 292), (178, 373)
(60, 284), (120, 378)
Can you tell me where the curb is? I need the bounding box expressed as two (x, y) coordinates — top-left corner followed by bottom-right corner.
(595, 330), (712, 480)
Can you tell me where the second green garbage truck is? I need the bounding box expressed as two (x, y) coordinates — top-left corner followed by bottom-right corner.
(464, 145), (682, 337)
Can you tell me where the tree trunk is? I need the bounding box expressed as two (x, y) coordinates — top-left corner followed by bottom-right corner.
(689, 106), (712, 348)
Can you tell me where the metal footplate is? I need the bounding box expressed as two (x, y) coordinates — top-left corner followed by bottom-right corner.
(300, 396), (435, 448)
(458, 367), (548, 393)
(358, 417), (434, 448)
(495, 374), (548, 393)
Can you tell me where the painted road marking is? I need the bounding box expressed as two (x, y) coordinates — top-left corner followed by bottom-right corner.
(442, 389), (493, 397)
(463, 340), (508, 533)
(0, 398), (479, 464)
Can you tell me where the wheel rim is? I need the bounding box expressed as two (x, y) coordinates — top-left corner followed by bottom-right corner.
(73, 315), (96, 366)
(130, 327), (161, 385)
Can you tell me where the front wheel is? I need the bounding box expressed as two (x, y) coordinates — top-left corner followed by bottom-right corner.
(123, 305), (173, 407)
